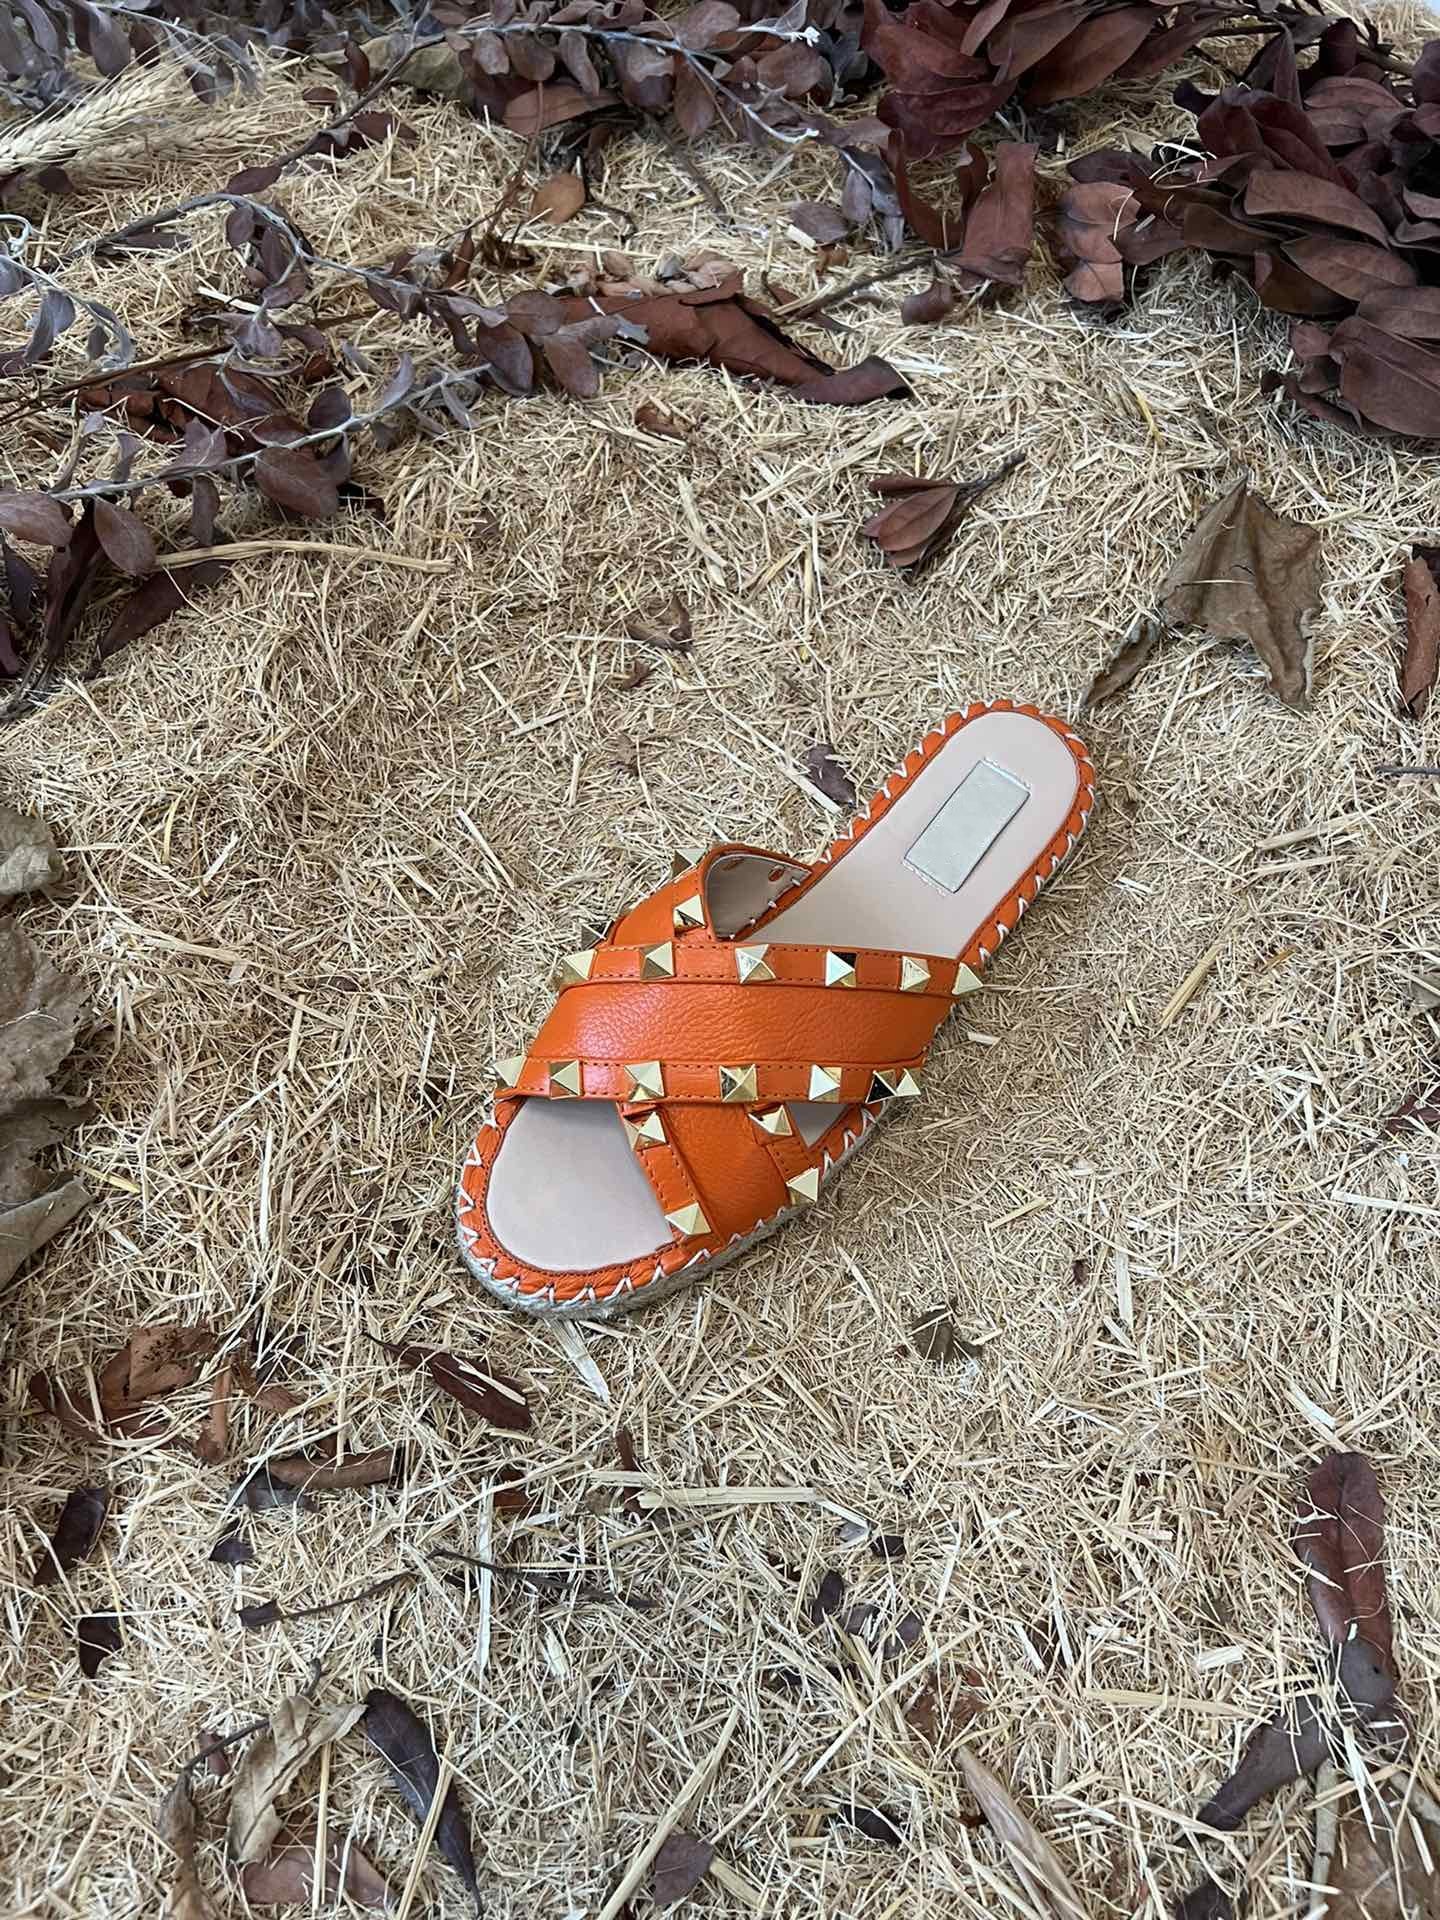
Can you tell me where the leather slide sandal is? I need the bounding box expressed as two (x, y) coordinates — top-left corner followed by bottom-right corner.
(457, 699), (1095, 1319)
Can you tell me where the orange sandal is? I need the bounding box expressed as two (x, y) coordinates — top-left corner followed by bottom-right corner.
(457, 700), (1095, 1318)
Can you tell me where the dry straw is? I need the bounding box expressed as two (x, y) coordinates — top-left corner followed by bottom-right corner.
(4, 7), (1440, 1917)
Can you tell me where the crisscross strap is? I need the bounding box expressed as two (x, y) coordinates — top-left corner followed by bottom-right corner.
(508, 933), (970, 1106)
(487, 854), (974, 1254)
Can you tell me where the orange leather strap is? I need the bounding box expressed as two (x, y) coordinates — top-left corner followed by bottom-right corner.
(516, 940), (960, 1105)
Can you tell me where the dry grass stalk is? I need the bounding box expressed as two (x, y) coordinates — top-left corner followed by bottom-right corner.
(4, 7), (1440, 1916)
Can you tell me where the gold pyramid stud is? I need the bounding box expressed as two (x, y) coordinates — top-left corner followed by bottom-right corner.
(867, 1067), (923, 1102)
(495, 1053), (528, 1087)
(665, 1201), (710, 1238)
(548, 1059), (583, 1097)
(719, 1064), (758, 1104)
(786, 1166), (821, 1206)
(808, 1064), (843, 1101)
(751, 1104), (793, 1137)
(672, 894), (706, 932)
(824, 950), (858, 988)
(735, 944), (775, 984)
(640, 941), (675, 980)
(952, 962), (983, 997)
(624, 1110), (666, 1150)
(671, 847), (704, 878)
(898, 956), (930, 994)
(554, 949), (596, 988)
(624, 1060), (665, 1100)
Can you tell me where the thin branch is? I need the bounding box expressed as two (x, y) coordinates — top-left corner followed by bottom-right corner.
(242, 1568), (418, 1629)
(775, 251), (931, 320)
(430, 1546), (651, 1609)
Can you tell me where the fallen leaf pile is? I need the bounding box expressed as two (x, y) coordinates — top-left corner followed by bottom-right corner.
(1058, 23), (1440, 439)
(862, 451), (1025, 570)
(548, 269), (908, 402)
(1086, 481), (1322, 708)
(0, 812), (89, 1288)
(860, 0), (1315, 154)
(153, 1685), (475, 1914)
(31, 1322), (222, 1443)
(0, 490), (230, 701)
(363, 0), (857, 145)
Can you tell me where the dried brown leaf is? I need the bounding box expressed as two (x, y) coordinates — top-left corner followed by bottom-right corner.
(954, 142), (1037, 289)
(634, 400), (687, 439)
(1053, 181), (1133, 306)
(78, 1610), (123, 1679)
(363, 1688), (481, 1910)
(227, 1696), (367, 1864)
(905, 1665), (984, 1743)
(653, 1830), (716, 1908)
(262, 1447), (400, 1491)
(0, 916), (89, 1287)
(901, 278), (957, 325)
(625, 595), (692, 653)
(1196, 1704), (1330, 1831)
(804, 740), (858, 810)
(389, 1342), (532, 1432)
(240, 1824), (392, 1909)
(957, 1746), (1088, 1916)
(809, 1568), (846, 1623)
(29, 1322), (217, 1441)
(1401, 548), (1439, 718)
(254, 447), (340, 519)
(209, 1522), (255, 1566)
(0, 807), (63, 898)
(93, 499), (156, 576)
(1174, 1884), (1235, 1920)
(833, 1802), (904, 1846)
(1294, 1451), (1395, 1681)
(789, 200), (851, 247)
(791, 356), (911, 405)
(31, 1483), (109, 1586)
(157, 1773), (218, 1919)
(531, 173), (586, 225)
(1085, 610), (1165, 707)
(0, 492), (71, 547)
(1, 1181), (90, 1288)
(542, 330), (602, 399)
(1329, 1794), (1440, 1920)
(238, 1599), (284, 1630)
(553, 283), (903, 402)
(97, 561), (228, 662)
(908, 1300), (978, 1363)
(505, 83), (619, 137)
(1158, 482), (1321, 708)
(129, 1324), (218, 1398)
(862, 476), (961, 569)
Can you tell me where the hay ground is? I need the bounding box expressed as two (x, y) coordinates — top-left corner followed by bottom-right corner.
(4, 13), (1440, 1916)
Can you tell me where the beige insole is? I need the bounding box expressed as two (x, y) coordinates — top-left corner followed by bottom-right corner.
(484, 712), (1081, 1271)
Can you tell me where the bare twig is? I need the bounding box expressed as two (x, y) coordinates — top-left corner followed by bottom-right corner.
(774, 252), (932, 321)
